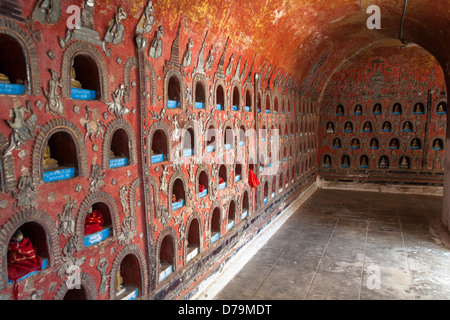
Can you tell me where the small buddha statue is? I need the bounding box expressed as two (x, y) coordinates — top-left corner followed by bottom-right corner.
(380, 157), (387, 167)
(84, 207), (104, 235)
(0, 72), (10, 84)
(327, 123), (334, 133)
(343, 157), (349, 166)
(334, 139), (341, 148)
(434, 140), (442, 149)
(383, 122), (391, 131)
(393, 104), (401, 113)
(345, 123), (352, 131)
(415, 104), (423, 113)
(43, 145), (59, 170)
(390, 139), (398, 148)
(404, 122), (411, 131)
(324, 156), (331, 166)
(70, 67), (83, 89)
(355, 105), (362, 114)
(116, 268), (125, 296)
(172, 194), (178, 203)
(352, 139), (359, 148)
(336, 106), (343, 114)
(438, 103), (446, 113)
(8, 230), (43, 300)
(400, 157), (409, 168)
(374, 104), (381, 114)
(364, 123), (371, 131)
(371, 140), (378, 148)
(411, 139), (419, 148)
(361, 157), (368, 166)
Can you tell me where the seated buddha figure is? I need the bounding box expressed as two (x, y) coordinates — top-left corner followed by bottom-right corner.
(84, 207), (104, 235)
(43, 145), (59, 170)
(403, 122), (411, 131)
(438, 103), (446, 114)
(70, 67), (83, 89)
(8, 230), (43, 299)
(363, 122), (371, 132)
(400, 157), (409, 168)
(379, 157), (388, 168)
(383, 122), (391, 131)
(351, 139), (359, 148)
(324, 156), (331, 166)
(0, 71), (10, 84)
(433, 140), (442, 149)
(390, 139), (398, 148)
(371, 139), (378, 149)
(361, 157), (368, 167)
(411, 139), (420, 148)
(172, 194), (178, 203)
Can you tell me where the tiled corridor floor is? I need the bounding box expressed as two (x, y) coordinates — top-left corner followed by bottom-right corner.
(215, 189), (450, 300)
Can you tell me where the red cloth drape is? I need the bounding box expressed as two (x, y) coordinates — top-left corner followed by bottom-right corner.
(199, 184), (205, 192)
(248, 170), (260, 188)
(84, 209), (104, 235)
(7, 237), (43, 300)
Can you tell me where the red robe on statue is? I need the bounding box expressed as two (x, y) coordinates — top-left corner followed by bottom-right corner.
(248, 169), (260, 188)
(7, 237), (43, 299)
(84, 209), (104, 235)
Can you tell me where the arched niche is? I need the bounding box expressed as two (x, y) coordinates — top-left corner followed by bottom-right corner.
(360, 155), (369, 168)
(234, 163), (242, 183)
(185, 213), (202, 263)
(399, 155), (411, 169)
(110, 244), (148, 300)
(193, 73), (207, 110)
(148, 121), (171, 164)
(227, 199), (237, 231)
(432, 137), (444, 150)
(410, 137), (422, 149)
(341, 155), (351, 168)
(182, 121), (197, 157)
(61, 41), (108, 100)
(231, 82), (241, 111)
(205, 118), (218, 153)
(412, 101), (426, 115)
(215, 80), (225, 111)
(32, 119), (88, 185)
(164, 68), (184, 109)
(0, 18), (40, 95)
(378, 155), (390, 169)
(373, 103), (382, 115)
(223, 121), (235, 151)
(157, 228), (178, 282)
(244, 86), (253, 112)
(0, 208), (60, 291)
(168, 171), (188, 214)
(241, 190), (250, 219)
(263, 180), (269, 205)
(103, 119), (137, 169)
(392, 102), (402, 115)
(70, 54), (101, 100)
(323, 154), (332, 168)
(196, 164), (211, 201)
(218, 164), (228, 190)
(210, 205), (222, 244)
(354, 103), (363, 115)
(436, 100), (447, 114)
(273, 96), (279, 114)
(54, 272), (97, 300)
(76, 191), (120, 251)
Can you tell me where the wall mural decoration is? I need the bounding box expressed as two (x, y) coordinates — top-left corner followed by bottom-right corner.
(320, 55), (447, 182)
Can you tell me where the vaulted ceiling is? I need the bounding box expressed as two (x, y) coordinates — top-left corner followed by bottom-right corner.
(150, 0), (449, 99)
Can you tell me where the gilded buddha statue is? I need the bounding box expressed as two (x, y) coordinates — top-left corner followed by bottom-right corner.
(0, 72), (10, 84)
(70, 67), (83, 89)
(43, 145), (59, 170)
